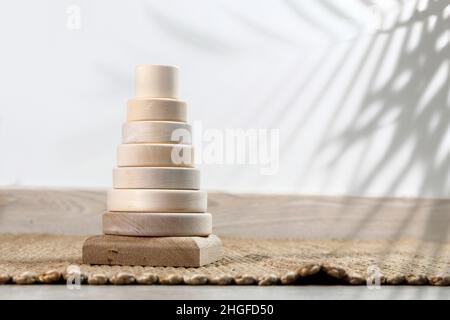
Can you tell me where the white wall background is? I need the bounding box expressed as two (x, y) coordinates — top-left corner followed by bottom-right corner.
(0, 0), (449, 197)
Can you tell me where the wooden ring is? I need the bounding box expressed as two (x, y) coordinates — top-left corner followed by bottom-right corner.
(127, 98), (187, 122)
(102, 212), (212, 236)
(113, 167), (200, 189)
(117, 143), (194, 167)
(107, 189), (207, 212)
(122, 121), (191, 144)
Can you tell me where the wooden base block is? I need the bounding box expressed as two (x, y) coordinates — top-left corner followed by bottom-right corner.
(82, 234), (222, 267)
(113, 167), (200, 189)
(103, 212), (212, 236)
(127, 98), (187, 122)
(123, 121), (192, 144)
(117, 143), (194, 167)
(107, 189), (207, 212)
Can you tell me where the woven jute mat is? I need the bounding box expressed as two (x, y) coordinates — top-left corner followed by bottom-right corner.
(1, 234), (449, 286)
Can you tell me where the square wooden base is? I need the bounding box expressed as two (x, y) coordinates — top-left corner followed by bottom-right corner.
(82, 234), (222, 267)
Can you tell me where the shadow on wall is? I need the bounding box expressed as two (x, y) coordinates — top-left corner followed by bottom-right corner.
(324, 0), (450, 198)
(95, 0), (449, 199)
(312, 0), (450, 292)
(290, 0), (450, 248)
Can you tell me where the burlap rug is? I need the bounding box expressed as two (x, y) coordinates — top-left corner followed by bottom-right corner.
(0, 234), (449, 285)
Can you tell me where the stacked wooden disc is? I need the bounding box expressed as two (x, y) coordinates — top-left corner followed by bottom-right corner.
(105, 65), (211, 237)
(82, 65), (222, 267)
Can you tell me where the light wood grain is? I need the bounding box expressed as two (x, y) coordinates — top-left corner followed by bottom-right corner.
(1, 286), (446, 300)
(117, 143), (194, 167)
(135, 64), (178, 99)
(2, 188), (450, 241)
(82, 234), (222, 267)
(103, 212), (212, 236)
(122, 121), (191, 144)
(113, 167), (200, 189)
(127, 99), (187, 122)
(107, 189), (207, 212)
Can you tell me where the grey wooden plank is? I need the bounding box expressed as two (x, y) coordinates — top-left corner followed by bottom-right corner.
(0, 285), (448, 300)
(1, 188), (450, 241)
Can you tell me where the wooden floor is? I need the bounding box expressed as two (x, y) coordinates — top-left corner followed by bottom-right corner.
(1, 187), (450, 241)
(1, 285), (449, 300)
(1, 187), (449, 299)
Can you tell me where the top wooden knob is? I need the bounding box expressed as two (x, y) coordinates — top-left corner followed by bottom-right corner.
(135, 64), (179, 99)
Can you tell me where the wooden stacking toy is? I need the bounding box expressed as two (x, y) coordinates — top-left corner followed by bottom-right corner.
(82, 65), (222, 267)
